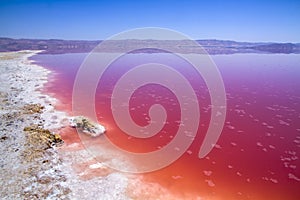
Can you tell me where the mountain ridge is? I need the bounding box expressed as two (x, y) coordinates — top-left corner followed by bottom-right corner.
(1, 37), (299, 54)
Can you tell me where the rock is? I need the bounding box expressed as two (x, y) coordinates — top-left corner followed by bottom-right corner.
(37, 175), (53, 184)
(0, 135), (8, 141)
(69, 116), (106, 137)
(23, 125), (63, 148)
(23, 103), (44, 114)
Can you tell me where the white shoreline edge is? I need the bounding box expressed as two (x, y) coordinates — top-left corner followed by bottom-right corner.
(0, 50), (131, 200)
(0, 50), (185, 200)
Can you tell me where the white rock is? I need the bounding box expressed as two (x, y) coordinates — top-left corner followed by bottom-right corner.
(69, 116), (106, 137)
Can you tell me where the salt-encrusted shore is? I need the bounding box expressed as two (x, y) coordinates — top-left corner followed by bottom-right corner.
(0, 50), (185, 200)
(0, 51), (131, 200)
(0, 51), (71, 199)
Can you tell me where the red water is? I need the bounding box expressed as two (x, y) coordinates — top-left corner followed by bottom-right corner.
(32, 53), (300, 199)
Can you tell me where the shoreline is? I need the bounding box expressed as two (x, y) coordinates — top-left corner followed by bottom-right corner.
(0, 50), (70, 199)
(0, 51), (131, 199)
(0, 50), (187, 200)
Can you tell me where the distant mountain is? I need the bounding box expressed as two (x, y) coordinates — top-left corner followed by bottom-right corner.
(0, 37), (299, 54)
(0, 37), (99, 54)
(250, 43), (300, 53)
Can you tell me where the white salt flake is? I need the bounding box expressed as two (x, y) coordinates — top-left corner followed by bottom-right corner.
(89, 162), (105, 169)
(231, 142), (237, 147)
(270, 178), (278, 184)
(186, 150), (192, 155)
(203, 170), (212, 176)
(288, 173), (300, 182)
(256, 142), (263, 147)
(205, 179), (215, 187)
(269, 145), (275, 149)
(172, 175), (183, 180)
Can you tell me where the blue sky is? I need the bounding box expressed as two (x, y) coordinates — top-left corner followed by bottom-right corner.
(0, 0), (299, 42)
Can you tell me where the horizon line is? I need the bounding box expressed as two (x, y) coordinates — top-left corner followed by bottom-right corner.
(1, 36), (299, 44)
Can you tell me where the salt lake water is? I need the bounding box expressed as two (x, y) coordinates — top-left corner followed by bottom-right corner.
(32, 52), (300, 200)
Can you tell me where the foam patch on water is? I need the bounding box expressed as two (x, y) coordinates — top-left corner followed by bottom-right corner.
(127, 176), (206, 200)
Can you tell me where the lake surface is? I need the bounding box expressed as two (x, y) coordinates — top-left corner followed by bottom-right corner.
(33, 52), (300, 200)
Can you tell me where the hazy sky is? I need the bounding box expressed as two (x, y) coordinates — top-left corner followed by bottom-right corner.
(0, 0), (299, 42)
